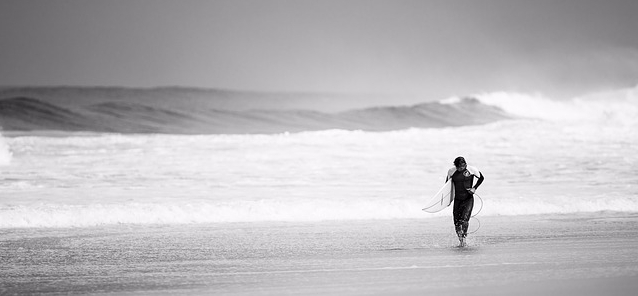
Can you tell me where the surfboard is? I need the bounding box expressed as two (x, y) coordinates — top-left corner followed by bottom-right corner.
(422, 179), (454, 213)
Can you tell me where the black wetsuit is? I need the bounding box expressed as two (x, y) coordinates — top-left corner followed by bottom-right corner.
(449, 169), (484, 238)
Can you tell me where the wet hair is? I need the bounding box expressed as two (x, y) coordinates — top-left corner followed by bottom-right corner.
(453, 156), (466, 167)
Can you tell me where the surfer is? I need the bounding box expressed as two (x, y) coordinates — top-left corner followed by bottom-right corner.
(446, 156), (484, 247)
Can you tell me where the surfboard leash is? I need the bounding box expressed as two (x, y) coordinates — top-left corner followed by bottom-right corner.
(472, 193), (483, 217)
(468, 193), (483, 234)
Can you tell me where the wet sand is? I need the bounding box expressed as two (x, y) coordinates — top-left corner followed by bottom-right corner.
(1, 213), (638, 295)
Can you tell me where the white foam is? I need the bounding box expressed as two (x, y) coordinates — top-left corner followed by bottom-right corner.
(472, 86), (638, 126)
(480, 196), (638, 216)
(0, 200), (424, 228)
(0, 132), (12, 166)
(2, 193), (638, 228)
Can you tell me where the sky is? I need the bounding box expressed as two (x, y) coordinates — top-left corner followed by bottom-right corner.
(1, 0), (638, 101)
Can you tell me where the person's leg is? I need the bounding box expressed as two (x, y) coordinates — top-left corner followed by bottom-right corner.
(459, 197), (475, 238)
(452, 199), (463, 238)
(452, 200), (464, 241)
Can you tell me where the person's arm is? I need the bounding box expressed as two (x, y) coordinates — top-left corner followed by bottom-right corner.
(466, 172), (484, 194)
(473, 172), (484, 190)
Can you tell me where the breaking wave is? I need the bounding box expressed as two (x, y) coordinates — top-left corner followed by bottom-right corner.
(0, 95), (510, 134)
(2, 86), (637, 228)
(471, 86), (638, 126)
(2, 86), (637, 135)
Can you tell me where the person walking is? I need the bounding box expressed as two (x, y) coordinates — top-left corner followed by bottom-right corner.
(446, 156), (484, 247)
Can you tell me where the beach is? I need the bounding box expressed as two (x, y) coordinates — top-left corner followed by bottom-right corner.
(3, 1), (638, 294)
(2, 213), (638, 295)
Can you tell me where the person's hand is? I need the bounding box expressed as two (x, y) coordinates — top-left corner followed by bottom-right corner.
(467, 188), (476, 194)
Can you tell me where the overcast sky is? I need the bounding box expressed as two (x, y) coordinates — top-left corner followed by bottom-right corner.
(1, 0), (637, 100)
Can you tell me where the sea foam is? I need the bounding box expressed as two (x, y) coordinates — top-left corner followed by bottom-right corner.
(0, 132), (12, 166)
(3, 195), (638, 228)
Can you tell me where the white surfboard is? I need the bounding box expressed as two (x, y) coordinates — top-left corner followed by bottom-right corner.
(422, 179), (454, 213)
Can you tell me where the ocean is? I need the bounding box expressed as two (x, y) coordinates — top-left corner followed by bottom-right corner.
(1, 88), (638, 295)
(1, 88), (637, 227)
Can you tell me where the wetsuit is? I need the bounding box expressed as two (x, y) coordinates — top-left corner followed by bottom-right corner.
(447, 168), (484, 239)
